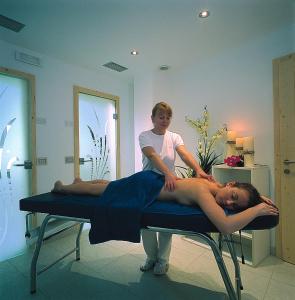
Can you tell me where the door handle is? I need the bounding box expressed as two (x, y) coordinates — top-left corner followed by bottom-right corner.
(14, 160), (33, 169)
(283, 160), (295, 165)
(79, 157), (93, 165)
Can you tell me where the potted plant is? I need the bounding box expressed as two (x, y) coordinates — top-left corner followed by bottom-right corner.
(178, 106), (226, 177)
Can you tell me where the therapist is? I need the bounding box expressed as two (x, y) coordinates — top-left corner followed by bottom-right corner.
(139, 101), (213, 275)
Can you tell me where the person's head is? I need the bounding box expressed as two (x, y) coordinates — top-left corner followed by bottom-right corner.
(151, 102), (172, 133)
(215, 182), (261, 211)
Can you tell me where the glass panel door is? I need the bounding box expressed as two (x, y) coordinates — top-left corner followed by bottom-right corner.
(0, 71), (34, 262)
(74, 87), (119, 181)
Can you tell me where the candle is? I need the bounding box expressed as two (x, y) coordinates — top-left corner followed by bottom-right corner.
(236, 137), (244, 149)
(243, 136), (254, 151)
(227, 131), (236, 142)
(244, 154), (254, 167)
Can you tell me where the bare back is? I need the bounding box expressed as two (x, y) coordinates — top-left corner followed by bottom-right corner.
(157, 178), (218, 206)
(156, 177), (278, 235)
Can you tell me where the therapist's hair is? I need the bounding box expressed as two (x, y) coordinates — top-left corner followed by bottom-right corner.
(233, 182), (262, 210)
(152, 102), (172, 118)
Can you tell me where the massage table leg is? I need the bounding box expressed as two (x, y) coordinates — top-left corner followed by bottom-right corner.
(28, 218), (240, 299)
(76, 222), (84, 260)
(30, 215), (50, 293)
(148, 227), (238, 300)
(225, 235), (242, 300)
(198, 233), (237, 300)
(30, 215), (87, 293)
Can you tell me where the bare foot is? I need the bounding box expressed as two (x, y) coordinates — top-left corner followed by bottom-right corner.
(73, 177), (82, 184)
(51, 180), (63, 193)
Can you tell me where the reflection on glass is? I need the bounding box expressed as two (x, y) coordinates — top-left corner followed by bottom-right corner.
(79, 93), (116, 181)
(0, 118), (16, 179)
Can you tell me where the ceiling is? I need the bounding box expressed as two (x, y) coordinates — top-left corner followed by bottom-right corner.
(0, 0), (294, 80)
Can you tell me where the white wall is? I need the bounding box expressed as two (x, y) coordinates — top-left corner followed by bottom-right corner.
(133, 17), (294, 253)
(133, 72), (154, 172)
(153, 24), (293, 196)
(0, 39), (134, 194)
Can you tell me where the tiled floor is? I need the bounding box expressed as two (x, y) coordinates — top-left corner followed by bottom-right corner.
(1, 227), (295, 300)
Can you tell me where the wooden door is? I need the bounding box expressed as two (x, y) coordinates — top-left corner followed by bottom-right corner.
(273, 53), (295, 264)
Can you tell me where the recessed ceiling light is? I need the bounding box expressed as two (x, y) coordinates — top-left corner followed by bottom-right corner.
(131, 50), (139, 55)
(199, 10), (210, 18)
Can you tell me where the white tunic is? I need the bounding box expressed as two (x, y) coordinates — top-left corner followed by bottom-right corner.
(139, 130), (184, 174)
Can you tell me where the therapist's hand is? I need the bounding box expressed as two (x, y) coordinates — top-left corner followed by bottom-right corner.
(164, 173), (179, 192)
(197, 169), (216, 182)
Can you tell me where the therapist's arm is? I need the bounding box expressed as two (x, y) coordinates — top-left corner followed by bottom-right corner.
(141, 146), (178, 191)
(176, 145), (215, 181)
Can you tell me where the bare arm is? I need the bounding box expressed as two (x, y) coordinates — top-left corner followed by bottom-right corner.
(196, 189), (279, 234)
(142, 146), (178, 191)
(176, 145), (214, 181)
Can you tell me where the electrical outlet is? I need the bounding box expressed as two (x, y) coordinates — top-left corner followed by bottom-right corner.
(37, 157), (47, 165)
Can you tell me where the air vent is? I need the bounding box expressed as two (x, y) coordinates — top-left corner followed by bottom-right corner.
(103, 62), (128, 72)
(0, 15), (25, 32)
(15, 51), (42, 67)
(159, 65), (170, 71)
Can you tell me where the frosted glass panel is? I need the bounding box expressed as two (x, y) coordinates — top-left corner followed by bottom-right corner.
(79, 93), (117, 181)
(0, 74), (31, 262)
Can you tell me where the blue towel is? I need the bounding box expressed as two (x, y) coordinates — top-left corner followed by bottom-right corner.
(89, 170), (164, 244)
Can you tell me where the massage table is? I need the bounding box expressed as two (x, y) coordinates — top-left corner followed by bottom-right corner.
(19, 191), (278, 300)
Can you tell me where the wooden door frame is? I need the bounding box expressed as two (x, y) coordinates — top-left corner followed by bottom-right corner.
(273, 53), (294, 258)
(73, 85), (120, 179)
(0, 66), (36, 195)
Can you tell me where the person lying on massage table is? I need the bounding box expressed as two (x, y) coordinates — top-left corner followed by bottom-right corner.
(52, 172), (278, 235)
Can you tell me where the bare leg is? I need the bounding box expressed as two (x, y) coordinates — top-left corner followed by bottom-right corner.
(73, 177), (109, 185)
(52, 180), (109, 196)
(85, 179), (109, 184)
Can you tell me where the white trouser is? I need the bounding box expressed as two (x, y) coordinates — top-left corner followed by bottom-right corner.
(141, 229), (172, 263)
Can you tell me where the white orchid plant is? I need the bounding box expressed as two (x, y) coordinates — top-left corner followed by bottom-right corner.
(185, 106), (226, 175)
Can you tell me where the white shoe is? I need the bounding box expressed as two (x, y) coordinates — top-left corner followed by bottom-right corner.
(153, 261), (169, 275)
(140, 259), (156, 272)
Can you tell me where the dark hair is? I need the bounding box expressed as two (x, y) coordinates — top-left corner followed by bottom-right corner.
(152, 102), (172, 118)
(233, 182), (262, 210)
